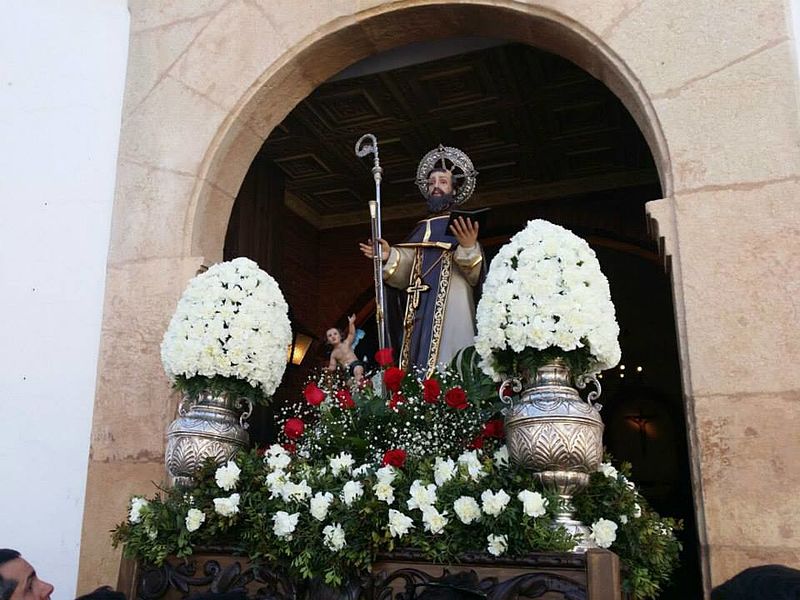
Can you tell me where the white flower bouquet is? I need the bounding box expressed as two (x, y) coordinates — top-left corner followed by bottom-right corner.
(161, 257), (291, 403)
(475, 219), (621, 381)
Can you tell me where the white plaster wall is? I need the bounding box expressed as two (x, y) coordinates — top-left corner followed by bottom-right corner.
(0, 1), (129, 596)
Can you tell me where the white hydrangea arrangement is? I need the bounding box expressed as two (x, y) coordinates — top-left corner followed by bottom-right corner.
(475, 219), (621, 381)
(160, 257), (291, 403)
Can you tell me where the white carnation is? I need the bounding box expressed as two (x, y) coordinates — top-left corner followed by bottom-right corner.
(185, 508), (205, 532)
(215, 460), (241, 491)
(493, 445), (509, 467)
(481, 489), (511, 516)
(266, 446), (292, 471)
(599, 462), (618, 479)
(421, 506), (449, 535)
(374, 481), (395, 505)
(517, 490), (548, 518)
(213, 493), (240, 517)
(310, 491), (334, 521)
(433, 457), (457, 486)
(129, 497), (148, 524)
(341, 480), (364, 506)
(329, 452), (354, 477)
(272, 511), (300, 539)
(387, 509), (414, 538)
(487, 534), (508, 556)
(375, 465), (397, 485)
(323, 523), (347, 551)
(453, 496), (481, 524)
(407, 480), (437, 511)
(457, 450), (485, 481)
(281, 479), (312, 503)
(589, 518), (618, 548)
(353, 463), (371, 478)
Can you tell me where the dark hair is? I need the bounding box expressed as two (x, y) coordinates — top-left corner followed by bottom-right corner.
(75, 586), (127, 600)
(0, 550), (21, 600)
(711, 565), (800, 599)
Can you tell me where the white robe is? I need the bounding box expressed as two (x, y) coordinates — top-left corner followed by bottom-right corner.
(383, 242), (483, 372)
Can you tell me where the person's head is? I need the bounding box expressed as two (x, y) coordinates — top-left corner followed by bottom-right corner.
(75, 587), (126, 600)
(0, 550), (54, 600)
(425, 168), (458, 213)
(711, 564), (800, 599)
(325, 327), (342, 346)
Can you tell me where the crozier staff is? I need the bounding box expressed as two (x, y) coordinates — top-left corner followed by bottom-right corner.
(359, 145), (484, 375)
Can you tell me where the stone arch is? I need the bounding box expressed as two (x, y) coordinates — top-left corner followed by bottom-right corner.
(187, 1), (672, 264)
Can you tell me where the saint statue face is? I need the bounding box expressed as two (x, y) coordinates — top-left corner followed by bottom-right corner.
(427, 169), (453, 198)
(326, 328), (341, 345)
(426, 169), (456, 213)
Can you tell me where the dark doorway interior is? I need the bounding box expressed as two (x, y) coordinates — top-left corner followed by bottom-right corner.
(224, 41), (700, 598)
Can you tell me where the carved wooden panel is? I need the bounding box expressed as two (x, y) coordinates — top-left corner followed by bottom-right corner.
(256, 43), (658, 223)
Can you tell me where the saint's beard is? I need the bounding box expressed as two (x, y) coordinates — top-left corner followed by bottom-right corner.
(426, 191), (455, 213)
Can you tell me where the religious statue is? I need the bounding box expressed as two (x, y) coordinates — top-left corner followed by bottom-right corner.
(359, 145), (484, 375)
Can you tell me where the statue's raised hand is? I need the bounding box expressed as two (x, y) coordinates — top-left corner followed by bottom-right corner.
(450, 216), (479, 249)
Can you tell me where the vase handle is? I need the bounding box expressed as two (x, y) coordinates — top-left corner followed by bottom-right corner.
(499, 378), (523, 412)
(239, 398), (254, 429)
(178, 394), (192, 417)
(576, 374), (603, 410)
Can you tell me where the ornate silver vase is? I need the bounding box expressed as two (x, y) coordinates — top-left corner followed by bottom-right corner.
(502, 359), (603, 550)
(165, 390), (253, 487)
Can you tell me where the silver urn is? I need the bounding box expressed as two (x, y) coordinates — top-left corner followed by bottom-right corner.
(503, 359), (603, 549)
(165, 390), (253, 487)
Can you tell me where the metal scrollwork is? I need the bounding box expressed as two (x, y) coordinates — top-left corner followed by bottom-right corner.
(178, 395), (192, 418)
(239, 398), (254, 429)
(575, 373), (603, 410)
(498, 378), (523, 414)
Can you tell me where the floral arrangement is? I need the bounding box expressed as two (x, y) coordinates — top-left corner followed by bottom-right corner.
(279, 347), (500, 463)
(474, 219), (621, 381)
(114, 355), (680, 599)
(160, 257), (291, 403)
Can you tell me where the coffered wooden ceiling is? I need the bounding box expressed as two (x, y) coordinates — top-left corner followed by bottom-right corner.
(257, 43), (659, 229)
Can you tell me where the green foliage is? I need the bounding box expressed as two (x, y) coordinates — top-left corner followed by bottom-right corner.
(173, 374), (269, 405)
(114, 450), (680, 599)
(490, 346), (593, 382)
(573, 460), (683, 599)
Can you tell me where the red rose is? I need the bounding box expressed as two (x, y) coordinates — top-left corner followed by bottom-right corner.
(384, 367), (406, 393)
(336, 389), (355, 409)
(468, 434), (484, 450)
(482, 419), (505, 439)
(282, 442), (297, 454)
(375, 347), (394, 367)
(382, 448), (407, 468)
(389, 392), (405, 410)
(422, 379), (441, 403)
(304, 382), (325, 406)
(256, 446), (267, 456)
(284, 417), (305, 439)
(444, 386), (468, 410)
